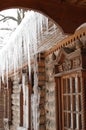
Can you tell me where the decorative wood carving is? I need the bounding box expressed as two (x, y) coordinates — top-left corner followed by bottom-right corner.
(45, 28), (86, 57)
(55, 48), (86, 74)
(55, 46), (86, 130)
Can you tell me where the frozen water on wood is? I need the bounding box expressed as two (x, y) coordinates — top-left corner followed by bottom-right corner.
(0, 11), (48, 84)
(0, 10), (48, 130)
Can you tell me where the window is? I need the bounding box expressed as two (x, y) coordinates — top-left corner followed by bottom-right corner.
(62, 76), (82, 130)
(55, 75), (82, 130)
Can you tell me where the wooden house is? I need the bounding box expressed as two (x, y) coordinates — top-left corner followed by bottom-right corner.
(0, 1), (86, 130)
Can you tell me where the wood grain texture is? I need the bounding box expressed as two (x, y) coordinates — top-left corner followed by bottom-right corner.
(0, 0), (86, 33)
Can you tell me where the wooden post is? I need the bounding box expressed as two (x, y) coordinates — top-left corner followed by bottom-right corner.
(20, 86), (23, 126)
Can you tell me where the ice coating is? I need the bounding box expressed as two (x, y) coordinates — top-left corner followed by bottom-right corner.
(0, 11), (48, 83)
(0, 11), (48, 130)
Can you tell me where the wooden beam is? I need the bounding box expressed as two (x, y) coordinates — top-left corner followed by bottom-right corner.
(0, 0), (86, 33)
(45, 27), (86, 56)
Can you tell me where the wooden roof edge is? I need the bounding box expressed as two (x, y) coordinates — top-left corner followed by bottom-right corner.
(44, 27), (86, 57)
(3, 27), (86, 78)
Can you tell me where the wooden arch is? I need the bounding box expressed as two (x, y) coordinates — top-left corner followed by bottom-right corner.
(0, 0), (86, 34)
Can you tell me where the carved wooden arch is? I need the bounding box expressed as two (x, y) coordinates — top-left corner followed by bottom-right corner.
(0, 0), (86, 34)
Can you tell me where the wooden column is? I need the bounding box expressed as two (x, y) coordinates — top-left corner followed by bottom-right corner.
(4, 88), (7, 118)
(8, 78), (12, 124)
(20, 86), (23, 126)
(37, 53), (46, 130)
(29, 83), (31, 130)
(0, 87), (4, 128)
(55, 77), (62, 130)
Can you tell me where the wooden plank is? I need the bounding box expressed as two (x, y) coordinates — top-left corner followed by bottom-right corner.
(45, 27), (86, 56)
(0, 0), (86, 33)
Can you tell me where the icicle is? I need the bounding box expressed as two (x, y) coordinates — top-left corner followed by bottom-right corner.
(5, 53), (8, 89)
(22, 74), (28, 128)
(0, 13), (49, 129)
(0, 11), (49, 80)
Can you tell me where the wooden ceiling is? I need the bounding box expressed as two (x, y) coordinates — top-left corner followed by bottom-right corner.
(62, 0), (86, 6)
(0, 0), (86, 34)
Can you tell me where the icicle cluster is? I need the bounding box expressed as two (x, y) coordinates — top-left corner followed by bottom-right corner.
(0, 11), (48, 83)
(0, 11), (49, 130)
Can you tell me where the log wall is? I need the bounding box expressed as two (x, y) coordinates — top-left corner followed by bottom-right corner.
(10, 74), (21, 130)
(45, 53), (57, 130)
(38, 53), (46, 130)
